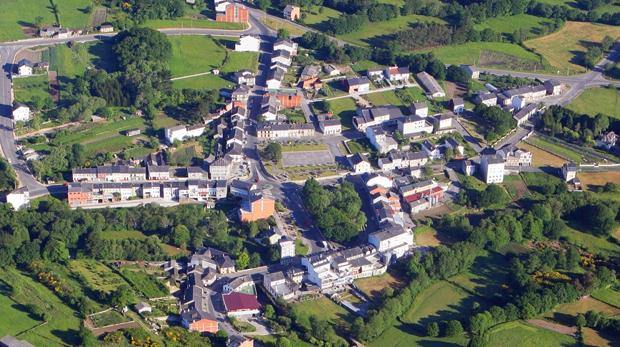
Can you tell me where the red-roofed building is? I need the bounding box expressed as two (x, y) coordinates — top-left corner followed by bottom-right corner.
(222, 292), (261, 317)
(404, 186), (444, 214)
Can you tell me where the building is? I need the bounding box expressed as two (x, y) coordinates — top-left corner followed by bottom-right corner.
(398, 115), (433, 136)
(353, 105), (403, 131)
(209, 158), (232, 180)
(513, 103), (538, 126)
(190, 247), (236, 274)
(227, 336), (254, 347)
(324, 64), (340, 76)
(283, 5), (301, 20)
(235, 35), (261, 52)
(480, 153), (505, 184)
(147, 165), (170, 180)
(348, 153), (372, 174)
(72, 165), (147, 182)
(223, 275), (255, 294)
(460, 65), (480, 79)
(421, 140), (443, 160)
(378, 150), (428, 171)
(275, 90), (302, 108)
(255, 123), (314, 139)
(279, 236), (295, 259)
(222, 292), (261, 317)
(99, 23), (114, 33)
(263, 271), (298, 300)
(181, 267), (219, 333)
(12, 103), (31, 122)
(135, 302), (152, 314)
(300, 77), (323, 91)
(5, 187), (29, 210)
(300, 65), (320, 80)
(124, 128), (141, 137)
(229, 180), (257, 198)
(0, 336), (35, 347)
(273, 39), (298, 56)
(562, 162), (578, 182)
(366, 126), (398, 154)
(544, 79), (562, 96)
(461, 159), (476, 176)
(416, 72), (445, 98)
(368, 224), (413, 259)
(367, 68), (384, 80)
(232, 85), (251, 103)
(234, 70), (256, 86)
(239, 193), (275, 222)
(345, 77), (370, 94)
(385, 66), (410, 82)
(498, 146), (532, 166)
(165, 124), (206, 144)
(216, 4), (249, 23)
(319, 118), (342, 135)
(501, 85), (547, 105)
(596, 131), (617, 150)
(405, 185), (445, 214)
(271, 49), (292, 66)
(16, 59), (33, 76)
(410, 102), (428, 118)
(266, 66), (286, 89)
(451, 98), (465, 114)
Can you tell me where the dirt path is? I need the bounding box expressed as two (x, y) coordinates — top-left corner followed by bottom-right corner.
(17, 121), (81, 139)
(527, 319), (577, 336)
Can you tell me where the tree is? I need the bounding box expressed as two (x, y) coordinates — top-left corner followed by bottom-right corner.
(445, 320), (464, 336)
(109, 284), (135, 308)
(601, 35), (614, 51)
(114, 28), (172, 69)
(263, 142), (282, 162)
(576, 314), (587, 327)
(171, 225), (190, 248)
(42, 239), (69, 262)
(277, 28), (290, 39)
(0, 158), (17, 193)
(34, 16), (44, 30)
(427, 322), (439, 337)
(236, 251), (250, 270)
(264, 304), (276, 320)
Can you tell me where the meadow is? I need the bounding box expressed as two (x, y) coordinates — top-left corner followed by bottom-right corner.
(354, 272), (406, 301)
(172, 74), (234, 90)
(13, 75), (51, 105)
(120, 268), (168, 299)
(68, 259), (129, 295)
(143, 18), (245, 30)
(48, 41), (116, 80)
(592, 287), (620, 308)
(302, 5), (343, 25)
(517, 142), (566, 167)
(474, 14), (555, 36)
(486, 321), (575, 346)
(567, 87), (620, 118)
(524, 136), (583, 163)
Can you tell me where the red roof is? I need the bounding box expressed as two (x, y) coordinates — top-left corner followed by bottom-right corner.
(222, 292), (261, 312)
(405, 186), (443, 203)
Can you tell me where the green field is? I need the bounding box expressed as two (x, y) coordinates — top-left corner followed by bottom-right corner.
(68, 259), (128, 295)
(121, 269), (168, 299)
(172, 74), (235, 90)
(364, 90), (405, 106)
(474, 14), (555, 36)
(303, 5), (343, 25)
(561, 226), (620, 256)
(169, 36), (226, 77)
(0, 0), (94, 42)
(0, 267), (81, 347)
(90, 309), (130, 328)
(346, 138), (375, 154)
(429, 42), (551, 72)
(143, 18), (245, 30)
(337, 14), (445, 47)
(592, 287), (620, 308)
(525, 136), (583, 163)
(486, 321), (576, 346)
(292, 297), (351, 326)
(13, 75), (51, 105)
(49, 41), (116, 80)
(327, 97), (357, 130)
(567, 87), (620, 118)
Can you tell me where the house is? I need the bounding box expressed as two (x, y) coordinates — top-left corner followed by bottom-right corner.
(216, 4), (249, 23)
(11, 103), (31, 122)
(271, 49), (292, 66)
(222, 292), (261, 317)
(348, 153), (372, 174)
(366, 126), (398, 154)
(266, 67), (286, 89)
(460, 65), (480, 79)
(562, 162), (578, 182)
(230, 180), (257, 198)
(319, 118), (342, 135)
(422, 140), (443, 160)
(433, 113), (455, 132)
(181, 266), (219, 333)
(0, 336), (35, 347)
(410, 102), (428, 118)
(301, 77), (323, 91)
(443, 138), (464, 157)
(324, 64), (340, 76)
(385, 66), (410, 82)
(223, 275), (255, 294)
(498, 146), (532, 166)
(279, 236), (295, 259)
(227, 335), (254, 347)
(239, 193), (275, 222)
(283, 5), (301, 21)
(513, 103), (538, 126)
(234, 70), (256, 86)
(232, 85), (251, 103)
(368, 224), (413, 259)
(99, 23), (114, 33)
(263, 271), (298, 301)
(215, 0), (231, 12)
(190, 247), (236, 273)
(124, 128), (141, 137)
(16, 59), (33, 76)
(273, 39), (298, 56)
(147, 165), (170, 180)
(474, 93), (497, 106)
(377, 150), (428, 171)
(397, 115), (433, 136)
(405, 185), (445, 214)
(345, 77), (370, 94)
(275, 90), (302, 108)
(480, 153), (505, 184)
(135, 302), (152, 314)
(450, 98), (465, 114)
(255, 123), (315, 139)
(5, 187), (29, 210)
(186, 167), (206, 179)
(165, 124), (205, 144)
(235, 35), (261, 52)
(367, 68), (384, 80)
(544, 79), (562, 96)
(501, 85), (547, 104)
(416, 72), (445, 98)
(209, 157), (232, 180)
(596, 131), (617, 150)
(461, 159), (476, 176)
(353, 105), (403, 131)
(301, 65), (321, 80)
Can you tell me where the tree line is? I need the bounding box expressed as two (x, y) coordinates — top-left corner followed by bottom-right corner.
(539, 105), (611, 145)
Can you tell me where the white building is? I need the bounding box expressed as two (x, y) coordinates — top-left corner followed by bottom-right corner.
(562, 162), (577, 182)
(17, 59), (33, 76)
(480, 153), (505, 184)
(279, 236), (295, 259)
(235, 35), (261, 52)
(348, 153), (371, 174)
(273, 39), (298, 56)
(385, 66), (410, 82)
(12, 103), (31, 122)
(368, 224), (413, 259)
(410, 102), (428, 118)
(474, 93), (498, 107)
(366, 126), (398, 154)
(5, 187), (29, 210)
(513, 103), (538, 126)
(234, 70), (256, 86)
(165, 124), (206, 144)
(398, 115), (433, 136)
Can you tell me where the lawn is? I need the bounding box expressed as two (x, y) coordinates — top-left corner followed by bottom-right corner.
(354, 272), (406, 302)
(0, 267), (81, 347)
(0, 0), (93, 42)
(281, 143), (328, 152)
(414, 225), (442, 247)
(517, 142), (566, 168)
(592, 287), (620, 308)
(262, 17), (306, 36)
(68, 259), (128, 295)
(337, 14), (445, 47)
(120, 268), (168, 299)
(13, 75), (51, 105)
(345, 138), (374, 154)
(474, 14), (555, 36)
(327, 97), (358, 130)
(429, 42), (551, 72)
(220, 51), (260, 73)
(143, 18), (246, 30)
(567, 87), (620, 118)
(363, 90), (405, 106)
(292, 297), (350, 325)
(172, 74), (234, 90)
(486, 321), (575, 347)
(89, 310), (130, 328)
(524, 136), (583, 163)
(152, 112), (180, 131)
(561, 226), (620, 256)
(49, 41), (116, 80)
(302, 5), (343, 25)
(525, 21), (620, 74)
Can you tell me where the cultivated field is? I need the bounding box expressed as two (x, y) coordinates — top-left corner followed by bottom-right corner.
(567, 87), (620, 118)
(525, 21), (620, 74)
(68, 259), (128, 295)
(545, 296), (620, 321)
(524, 136), (582, 163)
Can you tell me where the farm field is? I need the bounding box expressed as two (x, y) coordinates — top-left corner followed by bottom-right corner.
(144, 18), (245, 30)
(486, 321), (576, 346)
(262, 17), (306, 36)
(68, 259), (128, 295)
(0, 267), (81, 347)
(577, 171), (620, 191)
(0, 0), (93, 42)
(474, 14), (555, 36)
(517, 142), (566, 167)
(337, 14), (445, 47)
(354, 272), (406, 301)
(13, 75), (51, 105)
(429, 42), (551, 72)
(327, 97), (358, 130)
(561, 226), (620, 256)
(525, 21), (620, 74)
(567, 87), (620, 118)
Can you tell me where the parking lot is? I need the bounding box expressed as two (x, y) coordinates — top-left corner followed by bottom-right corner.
(282, 150), (335, 167)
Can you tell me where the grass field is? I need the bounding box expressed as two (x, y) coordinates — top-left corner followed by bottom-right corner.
(592, 287), (620, 308)
(144, 18), (245, 30)
(120, 268), (168, 299)
(517, 142), (566, 167)
(292, 297), (351, 328)
(429, 42), (551, 72)
(567, 87), (620, 118)
(525, 136), (583, 163)
(0, 267), (81, 347)
(525, 21), (620, 74)
(90, 310), (130, 328)
(13, 75), (51, 105)
(345, 138), (374, 154)
(545, 296), (620, 321)
(561, 226), (620, 255)
(49, 41), (116, 80)
(363, 90), (405, 106)
(474, 14), (555, 36)
(262, 17), (306, 36)
(337, 14), (445, 47)
(354, 272), (406, 301)
(172, 74), (234, 90)
(486, 321), (575, 346)
(414, 225), (442, 247)
(68, 259), (128, 295)
(0, 0), (93, 42)
(302, 5), (343, 25)
(327, 97), (358, 130)
(577, 171), (620, 191)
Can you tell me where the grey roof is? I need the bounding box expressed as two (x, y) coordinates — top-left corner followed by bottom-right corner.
(451, 97), (464, 106)
(544, 79), (561, 87)
(416, 72), (444, 95)
(513, 103), (538, 120)
(370, 224), (408, 242)
(0, 336), (35, 347)
(272, 49), (291, 59)
(256, 122), (314, 131)
(268, 67), (286, 81)
(347, 76), (370, 87)
(274, 38), (296, 49)
(349, 153), (368, 165)
(17, 59), (33, 67)
(476, 93), (497, 101)
(412, 102), (428, 110)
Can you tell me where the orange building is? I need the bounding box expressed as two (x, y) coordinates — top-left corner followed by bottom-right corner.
(275, 91), (302, 108)
(301, 77), (323, 91)
(216, 4), (249, 23)
(239, 194), (275, 222)
(186, 318), (218, 334)
(283, 5), (301, 21)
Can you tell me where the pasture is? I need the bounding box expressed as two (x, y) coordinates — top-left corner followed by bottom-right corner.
(524, 136), (582, 163)
(354, 272), (406, 302)
(48, 41), (116, 80)
(486, 321), (575, 346)
(172, 74), (234, 90)
(303, 5), (342, 25)
(525, 21), (620, 74)
(144, 18), (245, 30)
(567, 87), (620, 118)
(592, 287), (620, 308)
(474, 14), (555, 36)
(561, 226), (620, 256)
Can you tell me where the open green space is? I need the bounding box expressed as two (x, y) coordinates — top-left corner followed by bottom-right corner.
(364, 90), (405, 106)
(561, 226), (620, 256)
(292, 297), (351, 325)
(120, 268), (168, 299)
(337, 14), (445, 47)
(429, 42), (551, 72)
(525, 136), (583, 163)
(327, 97), (357, 130)
(89, 309), (130, 328)
(48, 41), (116, 80)
(0, 0), (94, 42)
(345, 138), (375, 154)
(487, 321), (576, 346)
(68, 259), (128, 295)
(0, 267), (81, 347)
(474, 14), (555, 36)
(302, 5), (343, 25)
(567, 87), (620, 118)
(592, 287), (620, 308)
(143, 18), (245, 30)
(13, 75), (51, 105)
(172, 74), (234, 90)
